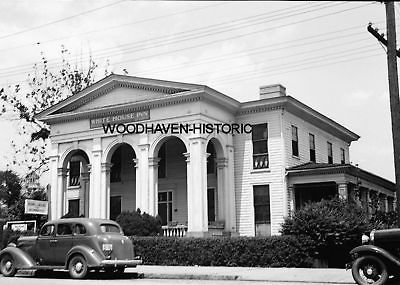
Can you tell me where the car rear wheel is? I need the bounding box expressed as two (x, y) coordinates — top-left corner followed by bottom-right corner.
(0, 254), (17, 277)
(68, 255), (88, 279)
(352, 255), (388, 285)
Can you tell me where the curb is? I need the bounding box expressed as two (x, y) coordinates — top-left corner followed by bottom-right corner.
(142, 273), (239, 280)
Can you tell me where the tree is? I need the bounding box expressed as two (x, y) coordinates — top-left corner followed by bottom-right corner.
(0, 170), (22, 209)
(0, 46), (101, 176)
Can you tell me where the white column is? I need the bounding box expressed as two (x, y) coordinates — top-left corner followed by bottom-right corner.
(225, 145), (236, 233)
(186, 137), (208, 236)
(89, 142), (102, 218)
(216, 158), (227, 222)
(133, 158), (140, 211)
(338, 182), (348, 200)
(148, 157), (160, 216)
(49, 154), (59, 220)
(81, 171), (90, 217)
(137, 144), (150, 213)
(288, 185), (295, 215)
(56, 167), (68, 218)
(101, 162), (112, 218)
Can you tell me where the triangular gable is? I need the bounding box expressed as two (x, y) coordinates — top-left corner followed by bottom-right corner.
(36, 74), (203, 119)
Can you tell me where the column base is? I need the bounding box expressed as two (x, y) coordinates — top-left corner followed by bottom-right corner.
(185, 231), (211, 238)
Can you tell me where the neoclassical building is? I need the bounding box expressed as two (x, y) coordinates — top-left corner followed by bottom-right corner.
(37, 74), (395, 237)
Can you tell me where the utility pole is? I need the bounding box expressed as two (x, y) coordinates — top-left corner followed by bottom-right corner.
(369, 3), (400, 226)
(385, 2), (400, 226)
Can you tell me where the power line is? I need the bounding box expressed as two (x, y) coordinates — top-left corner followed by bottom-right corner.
(0, 1), (331, 75)
(0, 0), (125, 41)
(0, 2), (229, 54)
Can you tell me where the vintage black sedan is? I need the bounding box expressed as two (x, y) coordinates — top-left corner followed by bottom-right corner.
(0, 218), (142, 279)
(350, 228), (400, 285)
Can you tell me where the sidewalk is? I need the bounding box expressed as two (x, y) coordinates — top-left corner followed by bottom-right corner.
(129, 265), (355, 284)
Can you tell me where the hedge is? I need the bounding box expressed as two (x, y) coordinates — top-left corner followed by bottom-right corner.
(131, 235), (316, 267)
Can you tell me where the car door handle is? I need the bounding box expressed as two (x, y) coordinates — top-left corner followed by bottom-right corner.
(50, 240), (58, 244)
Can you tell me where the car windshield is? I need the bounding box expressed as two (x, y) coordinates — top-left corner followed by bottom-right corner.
(100, 224), (121, 234)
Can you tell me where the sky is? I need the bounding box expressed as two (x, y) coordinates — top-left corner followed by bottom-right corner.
(0, 0), (398, 184)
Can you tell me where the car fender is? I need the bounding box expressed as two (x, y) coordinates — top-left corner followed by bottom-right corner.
(65, 245), (103, 268)
(0, 246), (35, 269)
(350, 245), (400, 267)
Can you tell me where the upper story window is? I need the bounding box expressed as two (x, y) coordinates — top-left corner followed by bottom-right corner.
(110, 147), (122, 183)
(327, 142), (333, 164)
(252, 123), (269, 169)
(291, 125), (299, 157)
(340, 148), (345, 164)
(69, 161), (80, 187)
(309, 133), (316, 162)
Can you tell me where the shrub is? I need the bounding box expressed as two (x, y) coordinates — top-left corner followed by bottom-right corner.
(281, 198), (369, 267)
(1, 228), (35, 249)
(369, 210), (398, 229)
(116, 209), (162, 236)
(132, 235), (316, 267)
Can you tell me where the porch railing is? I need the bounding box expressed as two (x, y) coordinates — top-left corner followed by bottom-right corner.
(161, 225), (188, 237)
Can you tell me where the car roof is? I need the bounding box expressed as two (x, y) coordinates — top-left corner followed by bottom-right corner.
(43, 218), (119, 227)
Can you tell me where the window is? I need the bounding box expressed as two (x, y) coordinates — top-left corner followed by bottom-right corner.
(327, 142), (333, 164)
(207, 143), (216, 174)
(110, 147), (122, 182)
(100, 224), (121, 233)
(252, 123), (268, 169)
(40, 224), (54, 236)
(340, 148), (345, 164)
(74, 224), (86, 235)
(207, 188), (216, 222)
(253, 185), (270, 224)
(291, 126), (299, 157)
(57, 223), (73, 236)
(158, 191), (173, 226)
(309, 133), (316, 162)
(110, 196), (121, 221)
(68, 199), (80, 217)
(69, 161), (80, 186)
(158, 144), (166, 178)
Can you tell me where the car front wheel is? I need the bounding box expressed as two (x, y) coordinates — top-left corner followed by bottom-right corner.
(68, 255), (88, 279)
(0, 254), (17, 277)
(352, 255), (389, 285)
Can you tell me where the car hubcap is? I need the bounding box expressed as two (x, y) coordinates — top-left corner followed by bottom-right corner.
(5, 261), (12, 271)
(75, 262), (83, 273)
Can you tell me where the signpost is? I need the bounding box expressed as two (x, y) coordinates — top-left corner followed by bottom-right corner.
(24, 199), (48, 215)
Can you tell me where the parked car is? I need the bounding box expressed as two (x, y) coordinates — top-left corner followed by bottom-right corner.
(350, 228), (400, 285)
(0, 218), (142, 279)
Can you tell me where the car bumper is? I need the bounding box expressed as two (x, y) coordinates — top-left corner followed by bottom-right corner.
(100, 257), (142, 267)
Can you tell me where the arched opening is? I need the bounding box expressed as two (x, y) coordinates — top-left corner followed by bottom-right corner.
(62, 149), (90, 218)
(109, 143), (137, 220)
(155, 136), (187, 227)
(206, 141), (217, 223)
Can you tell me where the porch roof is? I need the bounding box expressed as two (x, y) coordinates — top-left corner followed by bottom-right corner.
(286, 162), (396, 192)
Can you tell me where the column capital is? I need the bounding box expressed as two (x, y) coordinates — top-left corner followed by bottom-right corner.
(101, 162), (113, 172)
(57, 167), (68, 177)
(81, 172), (90, 180)
(138, 143), (150, 151)
(149, 157), (161, 167)
(133, 158), (139, 168)
(183, 152), (190, 163)
(216, 157), (228, 169)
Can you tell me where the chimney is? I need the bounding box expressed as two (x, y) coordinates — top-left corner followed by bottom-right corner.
(259, 84), (286, 99)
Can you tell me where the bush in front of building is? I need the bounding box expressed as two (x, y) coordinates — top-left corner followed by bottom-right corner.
(131, 235), (316, 267)
(116, 209), (162, 236)
(1, 228), (36, 249)
(369, 210), (398, 229)
(281, 197), (369, 267)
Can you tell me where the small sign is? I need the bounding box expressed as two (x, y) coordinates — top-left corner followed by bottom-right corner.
(25, 199), (48, 215)
(90, 109), (150, 128)
(11, 223), (27, 231)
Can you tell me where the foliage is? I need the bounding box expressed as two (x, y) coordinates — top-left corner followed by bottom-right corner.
(369, 210), (398, 230)
(116, 209), (162, 236)
(0, 170), (21, 208)
(0, 46), (99, 175)
(1, 228), (35, 249)
(281, 198), (370, 267)
(132, 235), (316, 267)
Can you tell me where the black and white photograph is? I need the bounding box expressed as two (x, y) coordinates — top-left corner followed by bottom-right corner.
(0, 1), (399, 284)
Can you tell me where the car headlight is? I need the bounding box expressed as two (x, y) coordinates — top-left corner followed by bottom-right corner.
(361, 234), (370, 244)
(370, 230), (375, 243)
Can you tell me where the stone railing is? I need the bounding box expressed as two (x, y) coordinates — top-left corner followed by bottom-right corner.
(161, 224), (188, 237)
